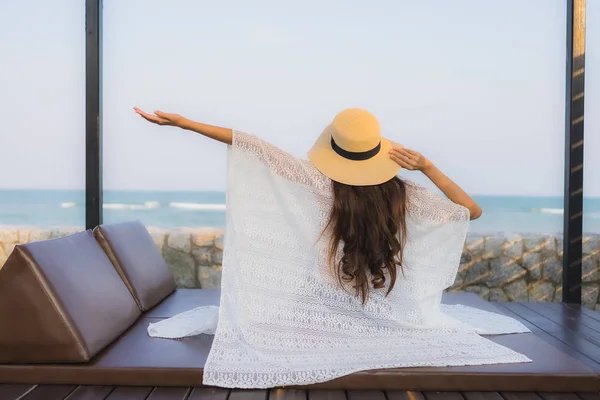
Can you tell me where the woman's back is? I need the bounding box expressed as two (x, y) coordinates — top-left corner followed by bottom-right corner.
(224, 132), (469, 331)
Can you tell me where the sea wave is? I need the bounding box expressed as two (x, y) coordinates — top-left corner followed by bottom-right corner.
(60, 202), (77, 208)
(169, 202), (226, 211)
(537, 208), (564, 215)
(533, 208), (600, 219)
(103, 201), (160, 210)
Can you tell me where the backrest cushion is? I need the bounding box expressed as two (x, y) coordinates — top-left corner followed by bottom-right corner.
(93, 221), (176, 311)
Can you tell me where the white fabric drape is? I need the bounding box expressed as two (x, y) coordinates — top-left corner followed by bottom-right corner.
(148, 131), (531, 389)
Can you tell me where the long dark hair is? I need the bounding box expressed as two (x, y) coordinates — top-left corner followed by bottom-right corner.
(323, 176), (408, 304)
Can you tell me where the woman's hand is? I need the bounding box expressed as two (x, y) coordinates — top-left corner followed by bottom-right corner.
(134, 107), (186, 127)
(133, 106), (233, 145)
(389, 146), (482, 220)
(389, 147), (432, 172)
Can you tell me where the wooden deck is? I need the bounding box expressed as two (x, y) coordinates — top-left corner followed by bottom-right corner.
(3, 297), (600, 398)
(1, 385), (599, 400)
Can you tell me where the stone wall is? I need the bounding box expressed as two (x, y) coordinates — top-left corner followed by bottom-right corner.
(1, 227), (599, 309)
(0, 227), (225, 290)
(448, 233), (600, 310)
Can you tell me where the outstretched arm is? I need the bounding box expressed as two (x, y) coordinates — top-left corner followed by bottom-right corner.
(134, 108), (233, 145)
(133, 107), (332, 197)
(389, 147), (482, 220)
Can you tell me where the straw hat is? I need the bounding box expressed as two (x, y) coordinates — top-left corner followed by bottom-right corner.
(308, 108), (401, 186)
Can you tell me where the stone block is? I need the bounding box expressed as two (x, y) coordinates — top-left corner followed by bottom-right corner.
(489, 288), (508, 302)
(149, 231), (166, 251)
(583, 236), (599, 255)
(488, 257), (526, 288)
(582, 283), (600, 308)
(192, 247), (212, 266)
(197, 265), (222, 289)
(464, 261), (490, 285)
(528, 281), (555, 302)
(464, 285), (490, 301)
(163, 248), (196, 288)
(525, 235), (558, 257)
(460, 252), (472, 265)
(485, 236), (505, 258)
(465, 236), (486, 257)
(504, 279), (528, 302)
(0, 230), (19, 243)
(522, 252), (542, 281)
(53, 228), (82, 238)
(29, 229), (53, 242)
(49, 229), (69, 238)
(543, 260), (562, 284)
(1, 244), (16, 258)
(523, 236), (543, 252)
(193, 229), (216, 248)
(583, 256), (600, 282)
(17, 229), (31, 243)
(502, 233), (523, 260)
(167, 232), (192, 253)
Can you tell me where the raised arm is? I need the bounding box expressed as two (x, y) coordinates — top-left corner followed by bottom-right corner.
(133, 107), (233, 145)
(133, 107), (332, 197)
(389, 147), (482, 220)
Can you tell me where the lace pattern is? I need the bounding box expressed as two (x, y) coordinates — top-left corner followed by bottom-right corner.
(150, 131), (531, 388)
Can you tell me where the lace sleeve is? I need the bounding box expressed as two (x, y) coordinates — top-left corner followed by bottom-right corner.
(232, 130), (332, 198)
(405, 180), (470, 224)
(402, 180), (470, 291)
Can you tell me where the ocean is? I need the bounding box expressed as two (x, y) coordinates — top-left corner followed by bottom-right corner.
(1, 189), (599, 234)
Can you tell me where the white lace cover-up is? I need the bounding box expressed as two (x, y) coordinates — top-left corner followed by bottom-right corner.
(148, 131), (531, 388)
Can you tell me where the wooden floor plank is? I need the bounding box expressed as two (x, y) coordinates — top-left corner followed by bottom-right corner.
(386, 391), (426, 400)
(493, 302), (600, 371)
(104, 387), (153, 400)
(462, 393), (503, 400)
(21, 385), (77, 400)
(228, 390), (269, 400)
(346, 391), (386, 400)
(146, 387), (191, 400)
(65, 386), (114, 400)
(522, 303), (600, 346)
(567, 303), (600, 323)
(269, 389), (307, 400)
(517, 302), (600, 363)
(538, 393), (580, 400)
(307, 390), (346, 400)
(577, 393), (600, 400)
(187, 387), (230, 400)
(422, 393), (464, 400)
(0, 384), (36, 400)
(542, 303), (600, 333)
(499, 302), (600, 369)
(499, 394), (542, 400)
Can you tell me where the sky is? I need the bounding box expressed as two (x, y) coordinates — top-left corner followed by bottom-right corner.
(0, 0), (598, 197)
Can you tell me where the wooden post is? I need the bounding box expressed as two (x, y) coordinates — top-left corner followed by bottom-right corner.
(85, 0), (103, 230)
(562, 0), (586, 304)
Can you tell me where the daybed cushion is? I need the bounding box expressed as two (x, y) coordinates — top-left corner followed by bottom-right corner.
(0, 230), (140, 363)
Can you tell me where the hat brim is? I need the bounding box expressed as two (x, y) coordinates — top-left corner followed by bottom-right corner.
(307, 127), (402, 186)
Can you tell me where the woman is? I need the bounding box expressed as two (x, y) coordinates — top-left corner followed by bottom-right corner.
(134, 107), (530, 389)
